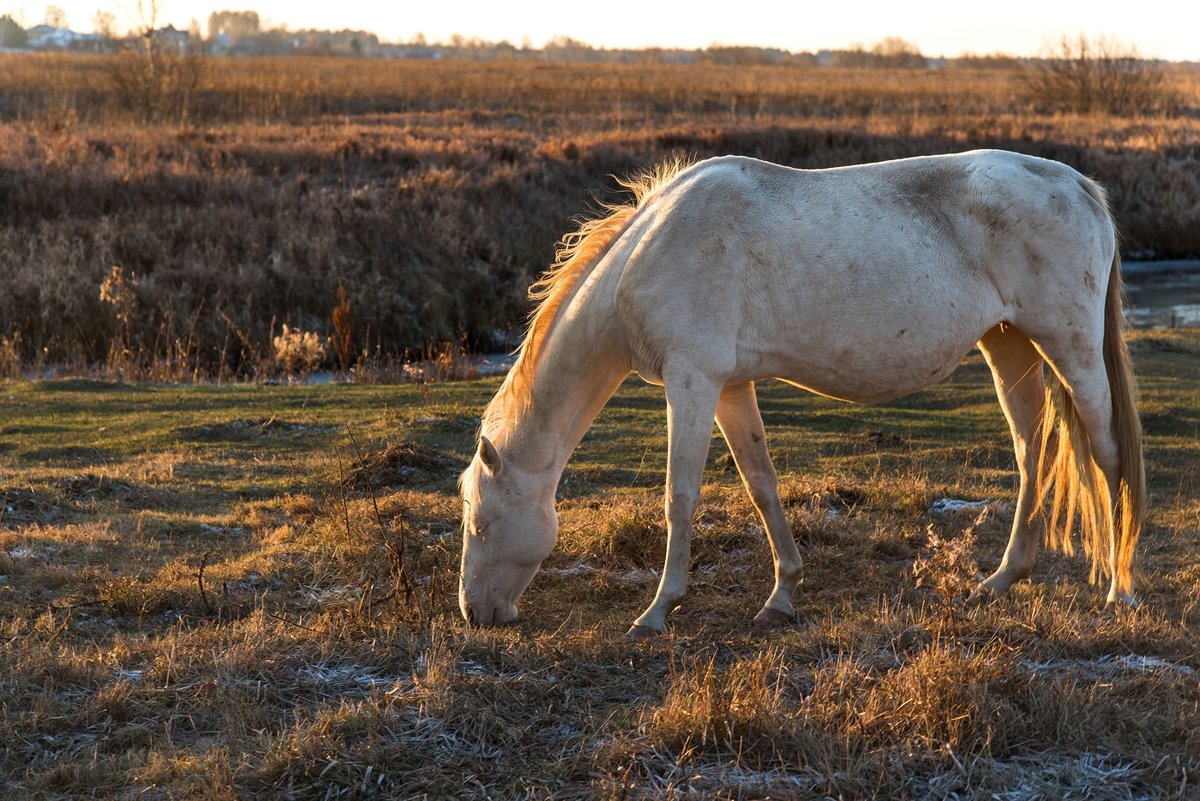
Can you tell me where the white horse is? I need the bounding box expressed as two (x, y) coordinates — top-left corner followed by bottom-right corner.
(459, 150), (1145, 637)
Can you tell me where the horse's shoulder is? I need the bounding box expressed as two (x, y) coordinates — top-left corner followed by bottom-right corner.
(683, 155), (801, 190)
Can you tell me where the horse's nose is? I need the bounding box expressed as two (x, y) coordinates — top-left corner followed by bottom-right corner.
(464, 603), (478, 626)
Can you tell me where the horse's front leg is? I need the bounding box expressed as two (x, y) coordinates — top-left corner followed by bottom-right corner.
(627, 372), (721, 638)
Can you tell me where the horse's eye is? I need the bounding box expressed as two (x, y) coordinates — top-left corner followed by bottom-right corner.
(475, 522), (489, 539)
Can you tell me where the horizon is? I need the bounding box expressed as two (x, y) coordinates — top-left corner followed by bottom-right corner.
(3, 1), (1197, 62)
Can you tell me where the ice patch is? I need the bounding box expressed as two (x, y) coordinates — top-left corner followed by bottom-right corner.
(1025, 654), (1196, 679)
(298, 662), (407, 692)
(615, 568), (658, 584)
(544, 562), (597, 577)
(6, 544), (60, 560)
(543, 562), (658, 585)
(458, 660), (493, 677)
(925, 751), (1149, 801)
(930, 497), (992, 514)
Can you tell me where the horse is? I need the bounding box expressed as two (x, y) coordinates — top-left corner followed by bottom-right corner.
(458, 149), (1145, 637)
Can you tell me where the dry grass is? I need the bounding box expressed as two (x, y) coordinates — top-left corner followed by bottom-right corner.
(1, 329), (1198, 798)
(0, 56), (1198, 794)
(0, 56), (1197, 375)
(2, 54), (1196, 128)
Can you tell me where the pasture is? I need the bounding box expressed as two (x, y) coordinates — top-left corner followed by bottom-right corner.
(2, 328), (1199, 798)
(2, 54), (1200, 799)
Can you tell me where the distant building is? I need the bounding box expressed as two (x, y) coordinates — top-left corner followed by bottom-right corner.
(150, 26), (190, 54)
(28, 25), (75, 49)
(390, 44), (441, 60)
(25, 24), (109, 52)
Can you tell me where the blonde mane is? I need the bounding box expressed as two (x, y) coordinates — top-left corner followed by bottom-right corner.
(482, 158), (691, 434)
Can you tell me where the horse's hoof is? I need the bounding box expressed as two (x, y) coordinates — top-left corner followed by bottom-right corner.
(752, 607), (796, 628)
(1102, 596), (1139, 615)
(964, 585), (996, 608)
(625, 624), (664, 640)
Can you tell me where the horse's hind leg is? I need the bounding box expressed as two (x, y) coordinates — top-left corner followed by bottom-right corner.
(971, 324), (1048, 602)
(715, 382), (803, 627)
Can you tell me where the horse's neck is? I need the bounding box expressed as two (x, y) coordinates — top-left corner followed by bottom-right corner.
(494, 304), (629, 480)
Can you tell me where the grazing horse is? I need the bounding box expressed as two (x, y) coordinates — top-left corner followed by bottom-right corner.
(458, 150), (1145, 636)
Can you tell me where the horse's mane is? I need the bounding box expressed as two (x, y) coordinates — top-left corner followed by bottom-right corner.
(482, 158), (691, 435)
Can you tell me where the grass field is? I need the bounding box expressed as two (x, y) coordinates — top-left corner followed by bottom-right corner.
(2, 328), (1198, 799)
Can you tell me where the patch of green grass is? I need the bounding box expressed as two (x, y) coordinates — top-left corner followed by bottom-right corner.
(1, 329), (1198, 799)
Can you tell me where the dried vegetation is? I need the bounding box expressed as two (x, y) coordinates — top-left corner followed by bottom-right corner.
(1, 51), (1199, 798)
(1, 330), (1198, 798)
(0, 55), (1198, 376)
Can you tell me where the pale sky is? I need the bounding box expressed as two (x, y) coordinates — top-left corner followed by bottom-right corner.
(11, 0), (1199, 61)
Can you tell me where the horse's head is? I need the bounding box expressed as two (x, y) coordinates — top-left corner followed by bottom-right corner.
(458, 435), (557, 626)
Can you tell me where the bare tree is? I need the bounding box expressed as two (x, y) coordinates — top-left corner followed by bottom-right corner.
(43, 5), (67, 28)
(831, 38), (927, 69)
(207, 10), (259, 42)
(108, 0), (206, 123)
(1020, 35), (1173, 115)
(93, 10), (116, 39)
(871, 37), (926, 68)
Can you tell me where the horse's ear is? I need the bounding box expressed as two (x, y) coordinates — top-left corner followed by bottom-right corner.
(478, 435), (504, 475)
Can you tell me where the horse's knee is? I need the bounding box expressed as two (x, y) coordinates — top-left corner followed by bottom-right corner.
(745, 475), (779, 509)
(667, 488), (701, 518)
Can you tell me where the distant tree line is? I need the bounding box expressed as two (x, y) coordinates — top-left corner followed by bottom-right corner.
(1, 8), (1178, 118)
(0, 13), (27, 47)
(0, 10), (976, 68)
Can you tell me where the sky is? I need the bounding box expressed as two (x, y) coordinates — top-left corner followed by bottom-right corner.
(10, 0), (1198, 61)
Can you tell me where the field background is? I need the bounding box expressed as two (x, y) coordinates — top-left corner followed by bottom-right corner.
(1, 55), (1200, 799)
(0, 56), (1198, 372)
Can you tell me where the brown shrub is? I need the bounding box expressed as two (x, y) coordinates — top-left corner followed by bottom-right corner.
(1020, 35), (1176, 115)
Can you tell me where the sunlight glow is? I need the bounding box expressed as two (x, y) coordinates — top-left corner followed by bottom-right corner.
(20, 0), (1198, 61)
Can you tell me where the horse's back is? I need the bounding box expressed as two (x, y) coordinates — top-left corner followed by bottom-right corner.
(613, 150), (1115, 399)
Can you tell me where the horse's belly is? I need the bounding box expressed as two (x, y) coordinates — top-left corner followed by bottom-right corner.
(729, 261), (1002, 402)
(744, 319), (990, 404)
(775, 367), (953, 404)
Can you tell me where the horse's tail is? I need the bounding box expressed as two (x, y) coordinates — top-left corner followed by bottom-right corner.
(1035, 248), (1145, 597)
